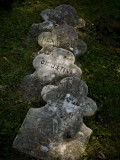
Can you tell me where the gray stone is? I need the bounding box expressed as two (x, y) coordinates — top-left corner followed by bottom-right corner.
(38, 25), (87, 56)
(41, 5), (85, 28)
(18, 72), (48, 102)
(29, 5), (86, 39)
(29, 21), (54, 40)
(13, 77), (97, 160)
(19, 48), (82, 102)
(33, 48), (82, 83)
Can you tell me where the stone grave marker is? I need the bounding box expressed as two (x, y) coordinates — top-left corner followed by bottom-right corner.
(33, 48), (82, 82)
(29, 5), (86, 39)
(18, 72), (45, 102)
(14, 4), (97, 160)
(13, 77), (97, 160)
(19, 48), (82, 102)
(37, 24), (87, 56)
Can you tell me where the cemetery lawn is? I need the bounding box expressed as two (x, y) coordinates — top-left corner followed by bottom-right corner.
(0, 0), (120, 160)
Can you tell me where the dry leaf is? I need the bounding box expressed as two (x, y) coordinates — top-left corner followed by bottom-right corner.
(33, 138), (50, 151)
(2, 56), (9, 62)
(98, 151), (106, 159)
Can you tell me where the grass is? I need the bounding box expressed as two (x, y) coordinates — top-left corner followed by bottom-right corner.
(0, 0), (120, 159)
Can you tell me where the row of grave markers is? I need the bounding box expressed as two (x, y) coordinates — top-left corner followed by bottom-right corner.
(13, 5), (97, 160)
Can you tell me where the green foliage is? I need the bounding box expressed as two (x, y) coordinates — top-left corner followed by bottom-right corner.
(0, 0), (120, 160)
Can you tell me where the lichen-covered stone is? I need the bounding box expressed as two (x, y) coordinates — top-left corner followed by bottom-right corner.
(19, 48), (82, 102)
(38, 25), (87, 56)
(29, 21), (54, 40)
(29, 5), (86, 39)
(18, 72), (48, 102)
(41, 5), (85, 28)
(13, 77), (97, 160)
(33, 48), (82, 82)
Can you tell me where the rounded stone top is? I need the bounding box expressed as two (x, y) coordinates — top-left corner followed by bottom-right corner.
(41, 5), (86, 28)
(38, 24), (87, 56)
(33, 48), (82, 83)
(41, 76), (97, 117)
(29, 5), (86, 41)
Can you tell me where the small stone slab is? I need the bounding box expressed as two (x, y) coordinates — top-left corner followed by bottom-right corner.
(38, 25), (87, 56)
(29, 5), (86, 39)
(13, 77), (97, 160)
(33, 48), (82, 83)
(18, 72), (47, 102)
(19, 48), (82, 102)
(41, 5), (85, 28)
(29, 21), (54, 40)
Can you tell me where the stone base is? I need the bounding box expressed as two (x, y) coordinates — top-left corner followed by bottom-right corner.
(13, 107), (92, 160)
(49, 124), (92, 160)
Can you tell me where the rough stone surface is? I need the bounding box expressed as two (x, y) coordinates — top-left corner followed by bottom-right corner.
(19, 48), (82, 102)
(18, 72), (48, 102)
(38, 25), (87, 56)
(29, 5), (86, 39)
(41, 5), (85, 28)
(13, 77), (97, 160)
(33, 48), (82, 83)
(29, 21), (54, 40)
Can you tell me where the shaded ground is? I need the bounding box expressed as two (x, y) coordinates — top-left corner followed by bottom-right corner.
(0, 0), (120, 160)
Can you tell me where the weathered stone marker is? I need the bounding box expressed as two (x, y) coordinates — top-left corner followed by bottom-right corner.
(29, 5), (86, 39)
(18, 72), (45, 102)
(37, 25), (87, 56)
(19, 48), (82, 101)
(14, 4), (97, 160)
(33, 48), (82, 82)
(13, 77), (97, 160)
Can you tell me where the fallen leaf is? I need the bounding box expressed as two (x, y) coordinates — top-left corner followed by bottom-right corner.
(33, 138), (50, 151)
(2, 56), (9, 62)
(98, 151), (106, 159)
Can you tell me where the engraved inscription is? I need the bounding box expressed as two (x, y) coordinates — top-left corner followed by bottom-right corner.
(41, 37), (60, 47)
(56, 93), (81, 106)
(66, 96), (81, 106)
(41, 60), (72, 74)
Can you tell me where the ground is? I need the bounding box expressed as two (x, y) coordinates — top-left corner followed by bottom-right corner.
(0, 0), (120, 160)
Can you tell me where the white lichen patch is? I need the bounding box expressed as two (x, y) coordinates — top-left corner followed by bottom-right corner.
(40, 145), (49, 152)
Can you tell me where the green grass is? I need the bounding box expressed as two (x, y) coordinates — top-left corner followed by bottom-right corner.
(0, 0), (120, 159)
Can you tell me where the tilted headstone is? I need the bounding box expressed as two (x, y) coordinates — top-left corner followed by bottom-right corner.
(19, 48), (82, 101)
(14, 4), (97, 159)
(37, 25), (87, 56)
(29, 5), (86, 39)
(18, 72), (45, 102)
(13, 77), (97, 160)
(33, 48), (82, 82)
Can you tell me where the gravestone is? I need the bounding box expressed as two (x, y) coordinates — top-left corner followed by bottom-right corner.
(37, 25), (87, 56)
(18, 72), (46, 102)
(29, 5), (86, 39)
(13, 77), (97, 160)
(19, 48), (82, 102)
(33, 48), (82, 82)
(14, 4), (97, 160)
